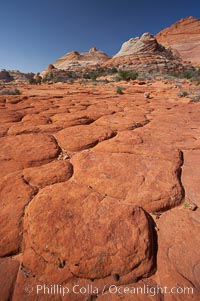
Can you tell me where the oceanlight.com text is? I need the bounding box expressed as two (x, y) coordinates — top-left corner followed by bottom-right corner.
(24, 283), (194, 297)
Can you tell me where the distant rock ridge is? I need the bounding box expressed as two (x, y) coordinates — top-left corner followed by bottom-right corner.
(0, 69), (34, 83)
(53, 48), (110, 70)
(156, 16), (200, 66)
(1, 16), (200, 77)
(41, 16), (200, 75)
(41, 32), (185, 75)
(0, 70), (13, 82)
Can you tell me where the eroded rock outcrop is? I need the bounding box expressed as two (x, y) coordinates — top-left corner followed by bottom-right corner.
(114, 33), (166, 57)
(53, 48), (110, 70)
(156, 16), (200, 66)
(0, 70), (13, 82)
(0, 69), (34, 83)
(103, 33), (183, 73)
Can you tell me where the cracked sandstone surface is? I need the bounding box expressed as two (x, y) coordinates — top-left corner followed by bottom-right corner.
(0, 80), (200, 300)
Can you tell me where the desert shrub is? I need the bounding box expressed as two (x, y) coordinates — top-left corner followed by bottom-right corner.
(52, 76), (65, 83)
(66, 71), (74, 78)
(108, 67), (118, 74)
(48, 70), (79, 83)
(177, 91), (188, 97)
(29, 78), (37, 84)
(116, 86), (124, 94)
(29, 77), (41, 85)
(102, 79), (109, 84)
(96, 67), (106, 76)
(190, 94), (200, 102)
(64, 71), (79, 80)
(172, 68), (200, 81)
(82, 67), (119, 81)
(180, 71), (193, 80)
(83, 71), (97, 81)
(42, 72), (54, 83)
(0, 88), (21, 95)
(68, 78), (74, 84)
(95, 67), (118, 76)
(116, 70), (138, 81)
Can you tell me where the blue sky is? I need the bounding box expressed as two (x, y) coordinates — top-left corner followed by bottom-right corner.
(0, 0), (199, 73)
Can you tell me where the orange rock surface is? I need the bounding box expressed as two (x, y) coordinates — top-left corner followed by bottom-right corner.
(156, 16), (200, 66)
(0, 80), (200, 300)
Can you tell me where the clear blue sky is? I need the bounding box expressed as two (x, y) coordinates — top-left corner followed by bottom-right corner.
(0, 0), (199, 73)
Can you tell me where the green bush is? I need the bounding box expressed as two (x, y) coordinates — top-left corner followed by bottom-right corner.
(190, 94), (200, 102)
(108, 67), (118, 74)
(116, 70), (138, 81)
(0, 88), (21, 95)
(177, 91), (188, 97)
(171, 68), (200, 81)
(83, 71), (97, 81)
(29, 78), (41, 85)
(116, 86), (124, 94)
(82, 67), (119, 81)
(42, 71), (55, 83)
(29, 78), (37, 84)
(95, 67), (118, 76)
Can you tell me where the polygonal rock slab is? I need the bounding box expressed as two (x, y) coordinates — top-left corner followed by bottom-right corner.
(23, 181), (155, 282)
(94, 111), (148, 131)
(22, 160), (73, 188)
(71, 149), (183, 212)
(51, 112), (94, 128)
(157, 208), (200, 301)
(182, 150), (200, 207)
(0, 257), (20, 301)
(55, 124), (115, 152)
(0, 173), (35, 256)
(7, 123), (63, 135)
(0, 110), (24, 123)
(0, 133), (60, 177)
